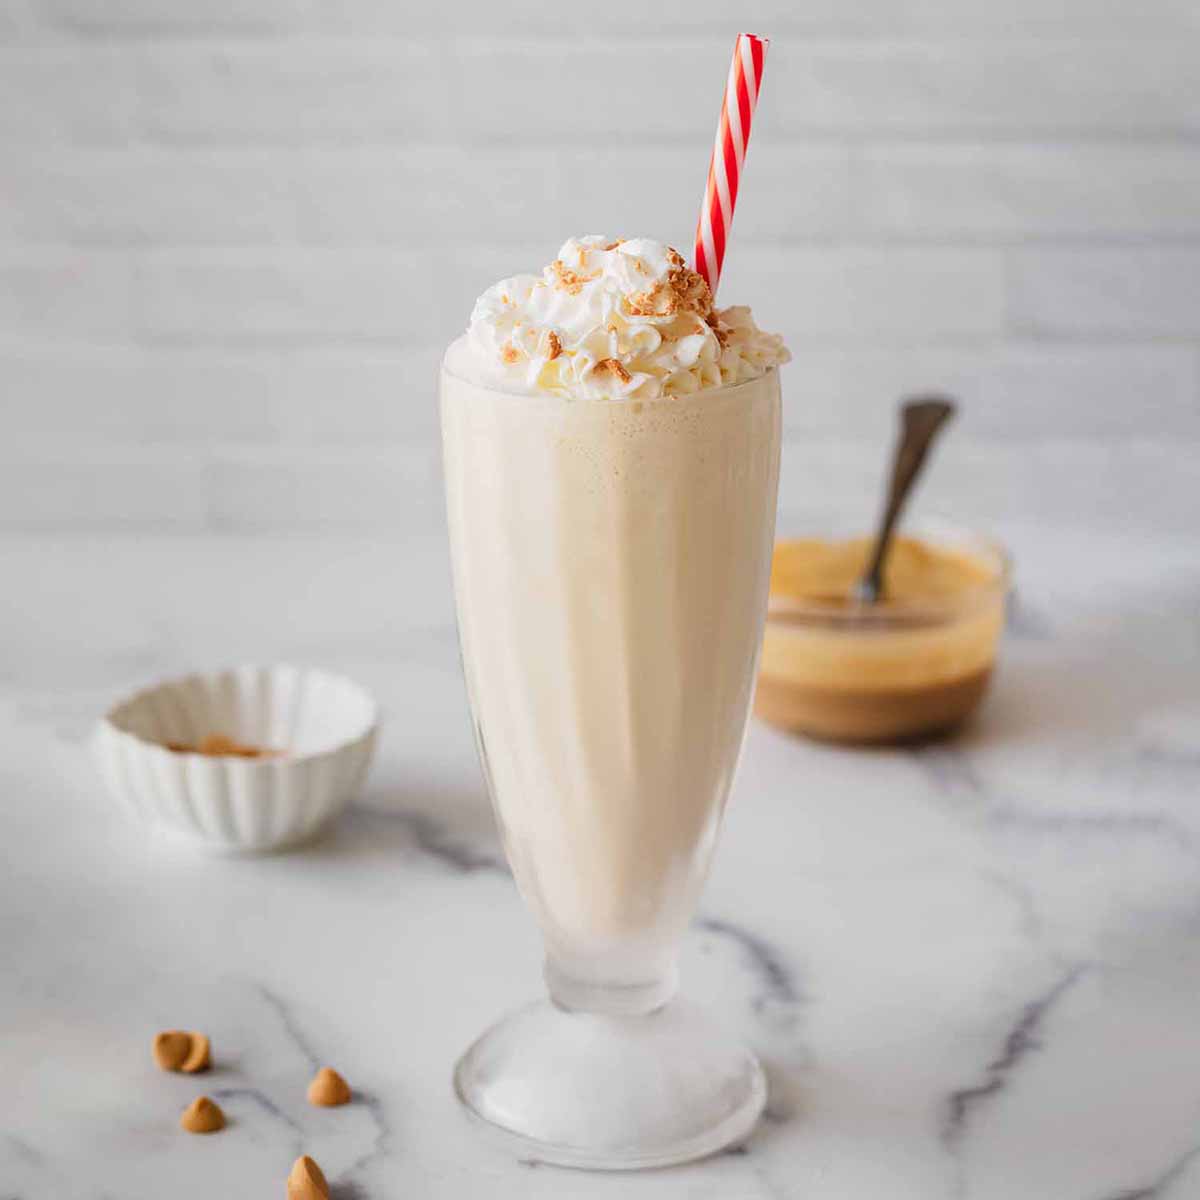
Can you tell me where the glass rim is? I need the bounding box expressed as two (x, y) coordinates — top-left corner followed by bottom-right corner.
(440, 344), (780, 407)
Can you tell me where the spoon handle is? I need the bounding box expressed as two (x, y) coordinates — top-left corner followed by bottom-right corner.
(857, 395), (957, 603)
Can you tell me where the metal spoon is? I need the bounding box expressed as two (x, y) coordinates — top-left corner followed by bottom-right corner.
(854, 395), (957, 604)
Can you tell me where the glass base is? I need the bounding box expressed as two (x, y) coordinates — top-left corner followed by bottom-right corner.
(453, 998), (767, 1170)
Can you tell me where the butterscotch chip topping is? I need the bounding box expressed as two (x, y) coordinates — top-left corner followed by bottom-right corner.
(625, 262), (713, 321)
(704, 309), (732, 348)
(154, 1030), (210, 1073)
(287, 1155), (330, 1200)
(306, 1066), (352, 1107)
(180, 1096), (224, 1134)
(500, 340), (520, 364)
(624, 281), (676, 318)
(549, 258), (598, 295)
(592, 358), (632, 384)
(545, 330), (562, 361)
(673, 265), (713, 317)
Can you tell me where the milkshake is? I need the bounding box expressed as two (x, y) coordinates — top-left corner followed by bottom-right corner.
(442, 235), (788, 1166)
(443, 236), (786, 1003)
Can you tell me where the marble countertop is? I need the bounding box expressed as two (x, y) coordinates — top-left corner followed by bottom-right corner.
(3, 524), (1200, 1200)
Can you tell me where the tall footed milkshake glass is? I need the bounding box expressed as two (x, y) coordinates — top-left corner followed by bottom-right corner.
(441, 351), (782, 1168)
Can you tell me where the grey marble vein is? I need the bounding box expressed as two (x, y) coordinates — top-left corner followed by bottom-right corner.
(697, 917), (804, 1017)
(323, 804), (505, 875)
(391, 809), (507, 875)
(255, 983), (322, 1072)
(345, 1090), (392, 1177)
(913, 744), (987, 799)
(916, 745), (1200, 857)
(942, 964), (1089, 1150)
(209, 1085), (305, 1139)
(697, 913), (806, 1095)
(1099, 1142), (1200, 1200)
(329, 1181), (371, 1200)
(985, 809), (1199, 857)
(979, 869), (1049, 950)
(0, 1135), (43, 1167)
(1136, 744), (1200, 770)
(253, 983), (390, 1185)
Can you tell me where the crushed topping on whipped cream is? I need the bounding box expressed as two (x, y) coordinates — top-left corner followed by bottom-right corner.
(460, 235), (790, 399)
(549, 258), (598, 295)
(593, 357), (632, 384)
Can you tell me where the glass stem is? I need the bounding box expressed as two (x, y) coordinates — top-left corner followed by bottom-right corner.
(544, 958), (679, 1016)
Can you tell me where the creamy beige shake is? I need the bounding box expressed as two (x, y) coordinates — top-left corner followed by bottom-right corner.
(441, 237), (788, 1005)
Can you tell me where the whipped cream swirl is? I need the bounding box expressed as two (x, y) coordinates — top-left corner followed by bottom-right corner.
(456, 236), (790, 400)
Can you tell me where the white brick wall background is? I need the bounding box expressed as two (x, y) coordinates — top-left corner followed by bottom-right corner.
(2, 1), (1199, 537)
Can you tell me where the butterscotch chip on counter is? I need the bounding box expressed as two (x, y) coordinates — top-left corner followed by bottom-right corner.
(180, 1096), (225, 1134)
(287, 1155), (329, 1200)
(153, 1030), (210, 1073)
(153, 1031), (192, 1072)
(180, 1031), (210, 1073)
(307, 1066), (351, 1107)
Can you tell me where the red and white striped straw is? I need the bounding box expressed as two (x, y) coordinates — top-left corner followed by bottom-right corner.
(693, 33), (768, 298)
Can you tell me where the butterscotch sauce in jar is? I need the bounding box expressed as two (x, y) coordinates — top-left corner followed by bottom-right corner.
(756, 522), (1009, 743)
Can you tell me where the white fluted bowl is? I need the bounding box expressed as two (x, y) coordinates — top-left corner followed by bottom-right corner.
(94, 665), (379, 853)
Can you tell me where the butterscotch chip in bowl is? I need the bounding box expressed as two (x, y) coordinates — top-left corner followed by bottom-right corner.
(287, 1155), (329, 1200)
(154, 1030), (210, 1073)
(167, 733), (279, 758)
(180, 1096), (225, 1134)
(306, 1066), (351, 1107)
